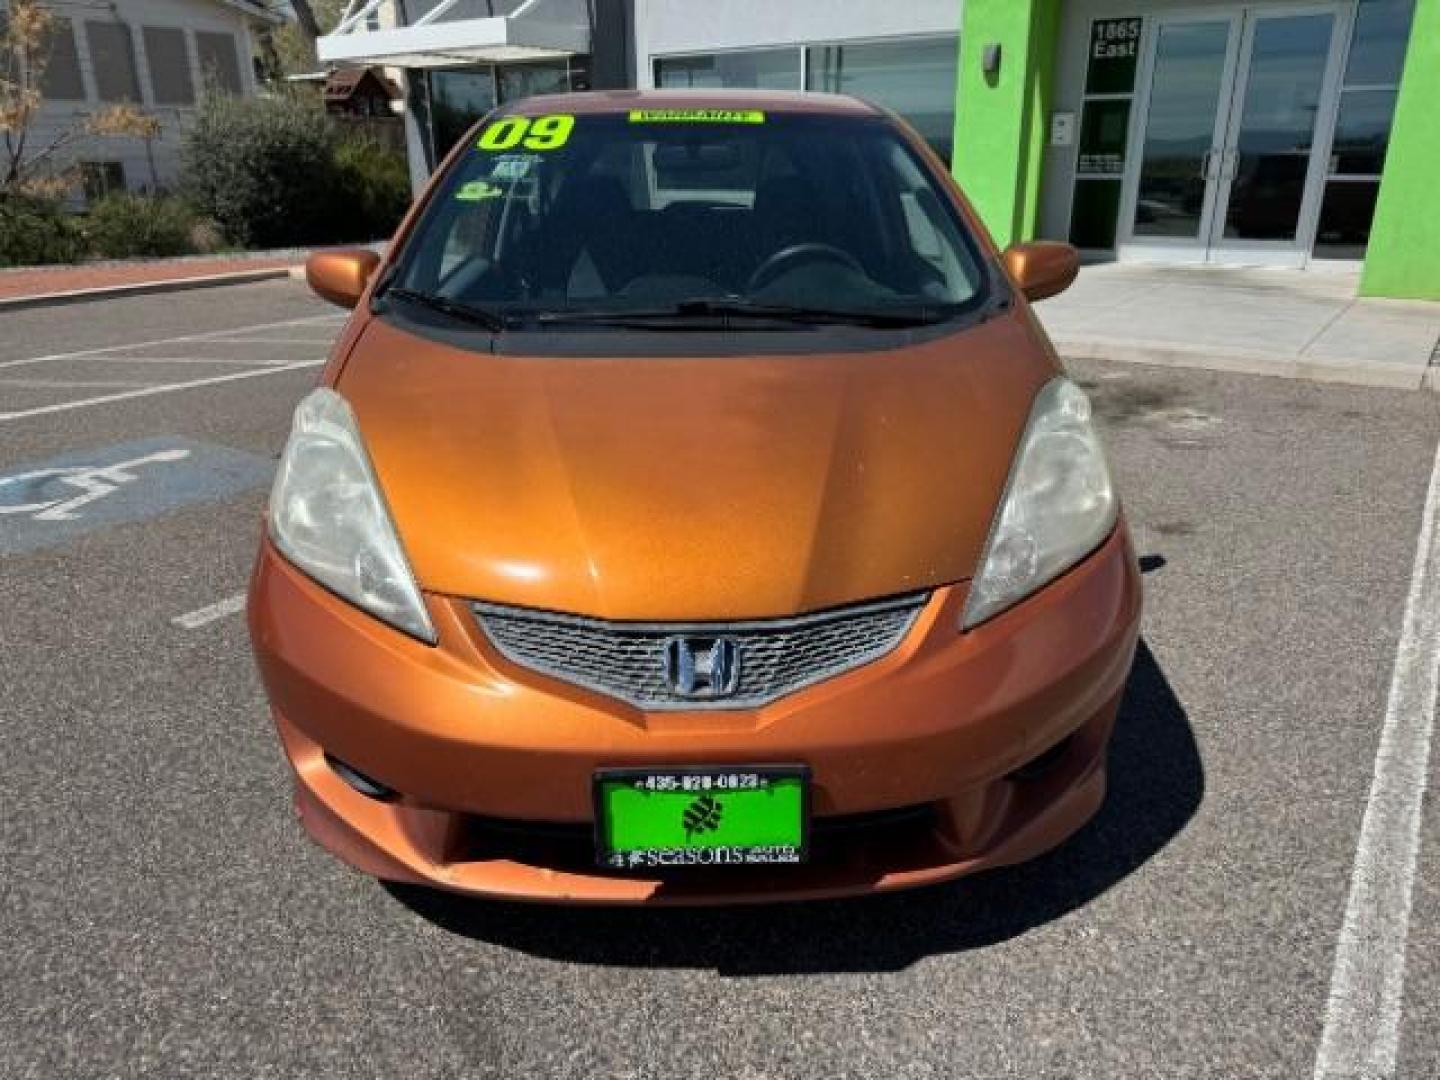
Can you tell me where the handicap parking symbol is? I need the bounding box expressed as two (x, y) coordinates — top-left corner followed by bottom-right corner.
(0, 447), (193, 522)
(0, 437), (273, 554)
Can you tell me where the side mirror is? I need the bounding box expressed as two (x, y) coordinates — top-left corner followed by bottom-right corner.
(306, 248), (381, 309)
(1002, 241), (1080, 303)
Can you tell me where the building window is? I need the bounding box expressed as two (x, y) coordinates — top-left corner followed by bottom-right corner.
(654, 48), (801, 91)
(426, 60), (585, 164)
(497, 60), (570, 104)
(653, 40), (959, 164)
(428, 69), (497, 161)
(195, 31), (243, 95)
(81, 161), (126, 199)
(84, 21), (142, 103)
(143, 27), (195, 106)
(1068, 16), (1143, 249)
(1343, 0), (1414, 85)
(1314, 0), (1416, 259)
(40, 17), (86, 101)
(804, 38), (959, 163)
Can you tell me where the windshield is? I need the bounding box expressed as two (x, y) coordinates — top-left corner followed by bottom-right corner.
(384, 109), (989, 325)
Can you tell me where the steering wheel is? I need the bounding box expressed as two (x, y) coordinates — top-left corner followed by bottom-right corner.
(747, 243), (864, 293)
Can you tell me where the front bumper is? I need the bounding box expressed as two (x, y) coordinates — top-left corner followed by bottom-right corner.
(248, 527), (1142, 905)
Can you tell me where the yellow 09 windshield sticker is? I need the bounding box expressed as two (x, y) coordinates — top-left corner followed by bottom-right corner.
(628, 109), (765, 124)
(476, 114), (575, 151)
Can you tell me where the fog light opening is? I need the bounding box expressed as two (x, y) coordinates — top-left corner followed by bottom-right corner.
(325, 754), (397, 801)
(1008, 735), (1075, 782)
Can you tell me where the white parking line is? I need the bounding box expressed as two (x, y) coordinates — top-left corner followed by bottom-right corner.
(172, 592), (247, 630)
(0, 313), (343, 372)
(1314, 432), (1440, 1079)
(0, 360), (323, 423)
(99, 355), (304, 367)
(0, 377), (159, 388)
(202, 337), (340, 346)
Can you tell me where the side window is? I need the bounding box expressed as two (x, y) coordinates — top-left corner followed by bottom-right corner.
(429, 156), (548, 289)
(439, 208), (493, 282)
(85, 21), (142, 103)
(885, 143), (976, 298)
(589, 141), (646, 208)
(144, 27), (195, 106)
(650, 139), (756, 207)
(81, 161), (126, 200)
(887, 146), (944, 268)
(195, 31), (242, 94)
(41, 18), (87, 101)
(900, 192), (944, 266)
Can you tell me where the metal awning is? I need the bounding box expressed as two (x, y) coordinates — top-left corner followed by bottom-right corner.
(317, 0), (588, 69)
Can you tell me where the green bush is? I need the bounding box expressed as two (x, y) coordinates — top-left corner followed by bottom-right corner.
(333, 138), (410, 241)
(0, 194), (87, 267)
(182, 92), (339, 249)
(86, 193), (198, 259)
(187, 215), (227, 255)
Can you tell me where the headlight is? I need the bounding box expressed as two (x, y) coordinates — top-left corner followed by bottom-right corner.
(963, 377), (1117, 629)
(269, 387), (436, 643)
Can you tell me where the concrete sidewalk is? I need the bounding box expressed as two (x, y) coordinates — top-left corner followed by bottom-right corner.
(1037, 262), (1440, 391)
(0, 251), (315, 310)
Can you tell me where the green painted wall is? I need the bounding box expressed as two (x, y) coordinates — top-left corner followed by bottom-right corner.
(1360, 0), (1440, 299)
(951, 0), (1060, 248)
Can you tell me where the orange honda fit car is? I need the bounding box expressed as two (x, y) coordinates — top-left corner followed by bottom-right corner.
(248, 90), (1141, 905)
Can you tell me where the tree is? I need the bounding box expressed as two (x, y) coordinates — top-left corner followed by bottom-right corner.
(290, 0), (324, 43)
(263, 0), (348, 80)
(0, 0), (160, 195)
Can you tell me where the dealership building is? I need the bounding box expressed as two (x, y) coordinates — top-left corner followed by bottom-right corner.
(318, 0), (1436, 299)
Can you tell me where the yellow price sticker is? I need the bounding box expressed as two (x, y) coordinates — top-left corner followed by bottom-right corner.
(476, 114), (575, 152)
(627, 109), (765, 124)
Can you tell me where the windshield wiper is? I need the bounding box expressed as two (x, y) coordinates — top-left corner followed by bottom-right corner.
(377, 286), (508, 333)
(533, 297), (954, 329)
(690, 299), (954, 327)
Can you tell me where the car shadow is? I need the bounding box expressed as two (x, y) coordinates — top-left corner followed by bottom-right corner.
(385, 635), (1201, 974)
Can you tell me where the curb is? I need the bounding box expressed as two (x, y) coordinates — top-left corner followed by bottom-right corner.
(1052, 334), (1435, 393)
(0, 266), (299, 312)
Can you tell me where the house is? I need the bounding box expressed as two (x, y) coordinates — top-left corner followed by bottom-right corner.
(322, 66), (399, 118)
(321, 64), (403, 151)
(17, 0), (282, 197)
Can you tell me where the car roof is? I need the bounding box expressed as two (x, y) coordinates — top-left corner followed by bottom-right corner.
(500, 89), (884, 119)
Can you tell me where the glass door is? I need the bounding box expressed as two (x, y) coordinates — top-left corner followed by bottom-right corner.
(1118, 12), (1242, 263)
(1208, 6), (1346, 264)
(1118, 4), (1349, 266)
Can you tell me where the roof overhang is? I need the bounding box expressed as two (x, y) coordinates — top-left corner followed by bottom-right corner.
(214, 0), (287, 26)
(316, 16), (587, 68)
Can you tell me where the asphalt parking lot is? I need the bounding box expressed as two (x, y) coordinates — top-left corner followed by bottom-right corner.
(2, 280), (1438, 1078)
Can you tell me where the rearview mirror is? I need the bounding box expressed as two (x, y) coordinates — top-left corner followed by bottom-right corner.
(1002, 241), (1080, 303)
(306, 248), (381, 309)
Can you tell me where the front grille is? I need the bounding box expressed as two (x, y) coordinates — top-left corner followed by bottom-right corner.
(473, 593), (929, 710)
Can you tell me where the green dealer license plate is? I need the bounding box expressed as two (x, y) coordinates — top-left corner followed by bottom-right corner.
(594, 766), (809, 870)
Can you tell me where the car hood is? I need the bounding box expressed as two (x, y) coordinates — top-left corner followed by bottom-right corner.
(336, 310), (1057, 621)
